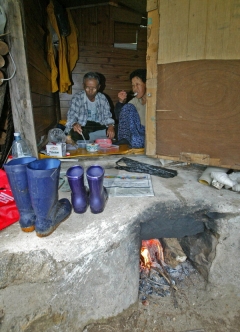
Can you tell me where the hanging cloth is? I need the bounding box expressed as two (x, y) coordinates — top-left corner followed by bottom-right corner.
(66, 9), (78, 94)
(46, 20), (58, 93)
(47, 1), (71, 93)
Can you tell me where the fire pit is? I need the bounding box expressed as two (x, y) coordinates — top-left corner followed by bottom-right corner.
(139, 239), (197, 305)
(1, 156), (240, 332)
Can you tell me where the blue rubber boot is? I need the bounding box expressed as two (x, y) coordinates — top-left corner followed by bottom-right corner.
(66, 165), (88, 213)
(4, 157), (37, 232)
(86, 165), (108, 214)
(26, 159), (72, 237)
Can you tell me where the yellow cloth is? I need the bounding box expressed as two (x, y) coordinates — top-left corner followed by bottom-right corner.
(66, 9), (78, 72)
(46, 23), (58, 93)
(66, 9), (79, 94)
(47, 1), (77, 93)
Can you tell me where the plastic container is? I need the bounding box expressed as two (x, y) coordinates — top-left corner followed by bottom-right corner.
(12, 133), (32, 159)
(95, 138), (112, 147)
(76, 140), (90, 149)
(86, 143), (99, 152)
(98, 145), (119, 153)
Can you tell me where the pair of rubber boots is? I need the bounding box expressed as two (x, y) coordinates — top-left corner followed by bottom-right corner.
(4, 157), (72, 237)
(66, 165), (108, 214)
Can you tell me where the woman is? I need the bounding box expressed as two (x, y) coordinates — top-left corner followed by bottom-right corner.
(114, 69), (146, 148)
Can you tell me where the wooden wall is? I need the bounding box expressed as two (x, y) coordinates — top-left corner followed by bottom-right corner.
(22, 0), (60, 147)
(158, 0), (240, 64)
(60, 4), (147, 120)
(150, 0), (240, 169)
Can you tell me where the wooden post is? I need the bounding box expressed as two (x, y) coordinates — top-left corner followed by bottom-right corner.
(1, 0), (38, 157)
(146, 1), (159, 156)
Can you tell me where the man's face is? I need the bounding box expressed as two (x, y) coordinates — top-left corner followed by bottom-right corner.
(131, 76), (146, 99)
(83, 78), (99, 101)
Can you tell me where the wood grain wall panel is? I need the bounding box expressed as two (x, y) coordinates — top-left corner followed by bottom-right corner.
(26, 30), (50, 77)
(111, 6), (142, 24)
(156, 60), (240, 169)
(33, 105), (57, 134)
(72, 7), (98, 46)
(78, 46), (146, 58)
(97, 6), (113, 45)
(28, 65), (52, 97)
(158, 0), (240, 64)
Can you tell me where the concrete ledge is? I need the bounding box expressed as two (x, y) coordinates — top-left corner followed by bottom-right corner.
(0, 155), (240, 331)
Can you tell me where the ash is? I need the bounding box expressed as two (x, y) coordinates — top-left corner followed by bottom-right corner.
(139, 260), (196, 300)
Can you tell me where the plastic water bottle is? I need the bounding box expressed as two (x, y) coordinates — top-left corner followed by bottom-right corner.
(12, 133), (32, 158)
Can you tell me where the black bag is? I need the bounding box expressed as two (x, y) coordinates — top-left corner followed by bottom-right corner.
(115, 157), (177, 178)
(53, 0), (71, 37)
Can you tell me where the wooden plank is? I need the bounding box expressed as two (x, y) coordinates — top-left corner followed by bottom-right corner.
(78, 45), (146, 57)
(205, 0), (237, 59)
(72, 7), (98, 46)
(111, 7), (142, 24)
(28, 65), (52, 97)
(146, 8), (159, 156)
(31, 93), (56, 107)
(158, 0), (190, 64)
(156, 60), (240, 169)
(147, 0), (158, 12)
(114, 22), (138, 44)
(2, 0), (38, 157)
(158, 0), (240, 64)
(76, 55), (145, 67)
(97, 5), (113, 45)
(187, 0), (208, 60)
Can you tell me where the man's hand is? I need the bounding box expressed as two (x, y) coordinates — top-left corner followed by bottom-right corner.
(107, 125), (115, 139)
(118, 90), (127, 103)
(72, 122), (82, 135)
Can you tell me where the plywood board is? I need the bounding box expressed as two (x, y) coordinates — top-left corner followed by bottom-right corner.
(156, 60), (240, 169)
(158, 0), (240, 64)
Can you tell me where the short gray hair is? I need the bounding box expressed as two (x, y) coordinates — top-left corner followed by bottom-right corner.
(83, 72), (100, 85)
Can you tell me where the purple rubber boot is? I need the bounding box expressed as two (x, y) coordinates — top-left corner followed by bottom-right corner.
(86, 165), (108, 214)
(66, 165), (88, 213)
(4, 157), (37, 232)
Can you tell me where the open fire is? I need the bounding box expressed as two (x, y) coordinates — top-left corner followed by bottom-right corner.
(139, 239), (196, 304)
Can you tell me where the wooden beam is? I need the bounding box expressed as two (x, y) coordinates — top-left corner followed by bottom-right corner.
(1, 0), (38, 157)
(146, 7), (159, 156)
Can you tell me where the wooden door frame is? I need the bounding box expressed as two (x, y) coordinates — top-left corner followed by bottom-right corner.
(146, 0), (158, 157)
(1, 0), (38, 157)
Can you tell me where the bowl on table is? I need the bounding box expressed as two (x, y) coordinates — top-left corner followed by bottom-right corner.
(86, 143), (99, 152)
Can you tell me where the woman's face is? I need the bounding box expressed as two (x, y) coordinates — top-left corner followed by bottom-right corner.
(131, 76), (146, 99)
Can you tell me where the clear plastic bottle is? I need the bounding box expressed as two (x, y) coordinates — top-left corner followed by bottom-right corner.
(12, 133), (32, 159)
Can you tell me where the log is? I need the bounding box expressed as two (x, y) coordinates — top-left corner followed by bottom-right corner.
(0, 55), (5, 68)
(0, 41), (9, 55)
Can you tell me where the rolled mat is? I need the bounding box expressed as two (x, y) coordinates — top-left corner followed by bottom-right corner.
(115, 157), (177, 178)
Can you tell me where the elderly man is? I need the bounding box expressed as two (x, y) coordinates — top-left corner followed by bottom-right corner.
(65, 72), (115, 141)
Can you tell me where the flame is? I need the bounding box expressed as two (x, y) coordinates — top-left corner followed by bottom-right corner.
(140, 239), (164, 269)
(141, 246), (152, 268)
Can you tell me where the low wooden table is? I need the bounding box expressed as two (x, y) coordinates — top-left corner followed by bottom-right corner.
(39, 145), (144, 159)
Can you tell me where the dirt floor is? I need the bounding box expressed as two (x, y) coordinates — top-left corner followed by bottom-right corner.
(82, 262), (240, 332)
